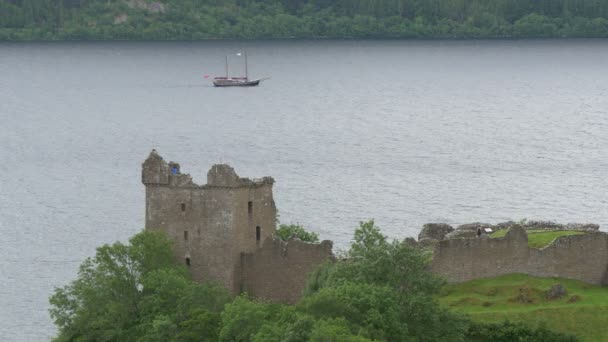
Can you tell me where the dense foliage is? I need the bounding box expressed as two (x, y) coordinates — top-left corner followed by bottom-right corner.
(466, 321), (577, 342)
(49, 231), (232, 341)
(50, 224), (578, 341)
(3, 0), (608, 40)
(276, 223), (319, 243)
(220, 220), (470, 341)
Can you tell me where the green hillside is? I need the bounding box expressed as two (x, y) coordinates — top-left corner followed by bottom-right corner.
(2, 0), (608, 40)
(490, 229), (586, 248)
(439, 274), (608, 341)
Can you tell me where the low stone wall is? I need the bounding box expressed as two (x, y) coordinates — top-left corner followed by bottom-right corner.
(240, 238), (334, 304)
(431, 226), (608, 285)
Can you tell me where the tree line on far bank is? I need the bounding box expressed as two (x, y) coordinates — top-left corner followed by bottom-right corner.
(49, 221), (577, 341)
(2, 0), (608, 40)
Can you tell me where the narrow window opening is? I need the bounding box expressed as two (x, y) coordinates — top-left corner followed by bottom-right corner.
(181, 203), (186, 212)
(248, 201), (253, 214)
(185, 257), (191, 266)
(256, 226), (261, 241)
(184, 230), (188, 241)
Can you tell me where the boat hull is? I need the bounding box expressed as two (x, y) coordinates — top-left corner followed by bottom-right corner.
(213, 79), (260, 87)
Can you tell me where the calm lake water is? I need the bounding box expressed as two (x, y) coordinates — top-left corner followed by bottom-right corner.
(1, 39), (608, 340)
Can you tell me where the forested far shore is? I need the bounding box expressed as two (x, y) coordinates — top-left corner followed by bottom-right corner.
(3, 0), (608, 40)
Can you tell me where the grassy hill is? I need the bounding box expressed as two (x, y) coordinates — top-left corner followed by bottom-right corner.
(490, 229), (586, 248)
(439, 274), (608, 341)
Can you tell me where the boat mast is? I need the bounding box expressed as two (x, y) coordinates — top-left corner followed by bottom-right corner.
(244, 50), (248, 80)
(225, 55), (229, 78)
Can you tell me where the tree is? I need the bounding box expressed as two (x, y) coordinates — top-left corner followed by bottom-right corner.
(303, 220), (469, 341)
(308, 318), (374, 342)
(276, 223), (319, 243)
(299, 283), (408, 341)
(4, 0), (608, 40)
(49, 230), (231, 341)
(219, 295), (285, 342)
(514, 13), (559, 36)
(306, 220), (444, 297)
(466, 321), (578, 342)
(49, 225), (578, 341)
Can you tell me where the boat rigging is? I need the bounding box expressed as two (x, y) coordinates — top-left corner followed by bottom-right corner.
(213, 51), (265, 87)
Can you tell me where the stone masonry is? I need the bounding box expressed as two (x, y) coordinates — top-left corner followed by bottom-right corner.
(142, 150), (333, 301)
(143, 150), (608, 298)
(431, 225), (608, 285)
(241, 238), (334, 303)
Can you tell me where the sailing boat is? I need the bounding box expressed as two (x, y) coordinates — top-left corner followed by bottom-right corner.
(213, 51), (261, 87)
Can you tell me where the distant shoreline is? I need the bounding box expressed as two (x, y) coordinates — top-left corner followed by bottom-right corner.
(2, 36), (608, 43)
(5, 1), (608, 43)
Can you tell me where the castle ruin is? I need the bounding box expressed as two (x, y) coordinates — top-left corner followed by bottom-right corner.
(143, 149), (608, 301)
(425, 223), (608, 285)
(142, 150), (333, 303)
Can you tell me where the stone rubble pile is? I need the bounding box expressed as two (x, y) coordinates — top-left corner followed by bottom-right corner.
(416, 220), (600, 244)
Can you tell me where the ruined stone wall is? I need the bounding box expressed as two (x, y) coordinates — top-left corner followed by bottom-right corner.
(144, 177), (240, 289)
(228, 185), (276, 293)
(431, 226), (608, 285)
(241, 239), (334, 304)
(527, 233), (608, 284)
(142, 151), (277, 293)
(142, 150), (335, 302)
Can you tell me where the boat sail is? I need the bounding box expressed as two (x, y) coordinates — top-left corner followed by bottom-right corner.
(213, 51), (261, 87)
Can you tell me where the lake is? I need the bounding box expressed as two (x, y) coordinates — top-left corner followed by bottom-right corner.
(1, 39), (607, 340)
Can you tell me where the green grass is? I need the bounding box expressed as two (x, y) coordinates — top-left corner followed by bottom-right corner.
(489, 229), (586, 248)
(439, 274), (608, 341)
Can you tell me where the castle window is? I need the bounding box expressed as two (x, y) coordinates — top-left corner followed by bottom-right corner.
(256, 226), (261, 241)
(181, 203), (186, 212)
(185, 257), (191, 266)
(184, 230), (188, 241)
(248, 201), (253, 214)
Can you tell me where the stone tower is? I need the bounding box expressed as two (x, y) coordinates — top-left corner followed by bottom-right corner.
(142, 150), (277, 293)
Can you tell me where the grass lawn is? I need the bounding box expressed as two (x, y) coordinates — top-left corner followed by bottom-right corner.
(489, 229), (586, 248)
(439, 274), (608, 341)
